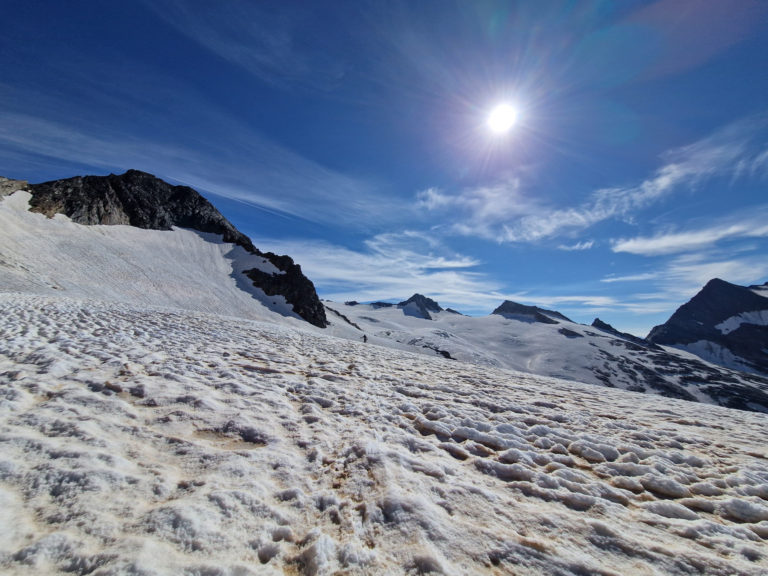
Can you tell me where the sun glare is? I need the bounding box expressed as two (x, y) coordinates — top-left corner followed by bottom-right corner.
(487, 103), (518, 134)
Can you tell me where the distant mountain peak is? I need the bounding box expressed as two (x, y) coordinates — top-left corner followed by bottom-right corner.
(648, 277), (768, 376)
(492, 300), (571, 324)
(397, 293), (442, 320)
(398, 293), (442, 311)
(26, 170), (327, 327)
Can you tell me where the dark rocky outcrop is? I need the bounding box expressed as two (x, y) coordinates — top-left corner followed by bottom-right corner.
(492, 301), (571, 324)
(397, 294), (443, 320)
(27, 169), (327, 327)
(28, 169), (255, 248)
(244, 253), (327, 328)
(647, 278), (768, 375)
(592, 318), (662, 351)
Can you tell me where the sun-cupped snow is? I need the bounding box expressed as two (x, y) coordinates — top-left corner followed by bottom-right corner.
(1, 292), (767, 575)
(0, 190), (301, 325)
(324, 300), (768, 412)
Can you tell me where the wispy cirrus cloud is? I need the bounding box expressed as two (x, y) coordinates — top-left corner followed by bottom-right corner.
(661, 252), (768, 295)
(0, 109), (400, 230)
(418, 114), (768, 244)
(253, 232), (635, 319)
(557, 240), (594, 251)
(600, 272), (660, 284)
(611, 206), (768, 256)
(415, 181), (534, 240)
(144, 1), (349, 90)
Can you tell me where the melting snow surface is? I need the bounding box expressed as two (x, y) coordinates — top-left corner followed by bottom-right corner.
(1, 293), (767, 575)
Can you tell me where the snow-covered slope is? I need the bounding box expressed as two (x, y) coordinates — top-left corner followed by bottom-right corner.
(2, 184), (767, 412)
(0, 189), (306, 326)
(1, 293), (767, 575)
(325, 299), (768, 412)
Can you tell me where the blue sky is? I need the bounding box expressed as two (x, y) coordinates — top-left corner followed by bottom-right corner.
(2, 0), (767, 336)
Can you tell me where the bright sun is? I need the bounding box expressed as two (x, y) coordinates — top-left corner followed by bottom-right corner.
(487, 103), (518, 134)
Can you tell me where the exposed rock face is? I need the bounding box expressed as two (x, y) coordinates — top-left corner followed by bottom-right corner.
(244, 254), (327, 329)
(27, 170), (327, 327)
(28, 169), (254, 248)
(592, 318), (662, 351)
(492, 301), (572, 324)
(647, 278), (768, 376)
(397, 294), (443, 320)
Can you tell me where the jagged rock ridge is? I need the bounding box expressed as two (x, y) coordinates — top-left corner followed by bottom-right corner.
(647, 278), (768, 376)
(26, 170), (327, 327)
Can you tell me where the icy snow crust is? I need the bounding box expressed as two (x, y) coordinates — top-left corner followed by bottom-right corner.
(1, 293), (768, 575)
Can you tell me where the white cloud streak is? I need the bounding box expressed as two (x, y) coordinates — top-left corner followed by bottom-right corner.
(250, 232), (507, 312)
(558, 240), (594, 251)
(600, 272), (659, 284)
(661, 252), (768, 299)
(611, 207), (768, 256)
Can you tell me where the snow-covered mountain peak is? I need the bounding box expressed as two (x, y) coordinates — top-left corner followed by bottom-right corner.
(396, 293), (443, 320)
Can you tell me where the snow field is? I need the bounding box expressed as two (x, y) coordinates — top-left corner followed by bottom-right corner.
(324, 302), (768, 410)
(0, 190), (300, 325)
(1, 293), (767, 575)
